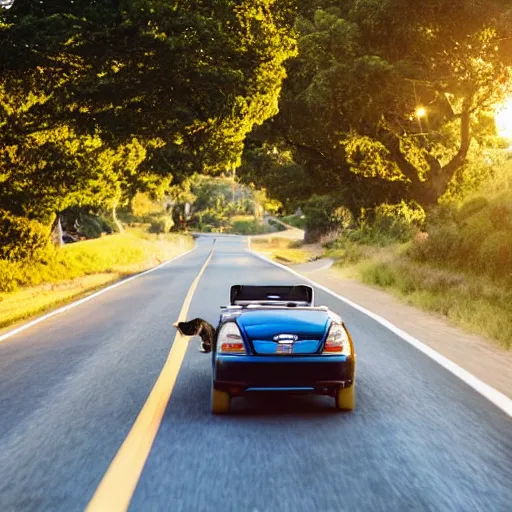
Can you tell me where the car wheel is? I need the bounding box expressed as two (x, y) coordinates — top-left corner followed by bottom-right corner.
(211, 387), (230, 414)
(335, 385), (355, 411)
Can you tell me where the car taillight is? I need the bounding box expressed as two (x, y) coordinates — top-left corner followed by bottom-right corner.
(217, 322), (246, 354)
(323, 323), (352, 355)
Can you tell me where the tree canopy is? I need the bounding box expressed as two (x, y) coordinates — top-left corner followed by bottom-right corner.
(240, 0), (512, 215)
(0, 0), (296, 225)
(2, 0), (512, 254)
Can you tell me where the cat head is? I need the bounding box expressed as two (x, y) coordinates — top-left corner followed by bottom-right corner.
(173, 319), (200, 336)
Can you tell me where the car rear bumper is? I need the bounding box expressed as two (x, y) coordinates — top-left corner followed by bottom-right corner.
(213, 354), (355, 395)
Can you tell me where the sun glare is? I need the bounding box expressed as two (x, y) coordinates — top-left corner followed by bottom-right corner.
(416, 106), (426, 118)
(495, 97), (512, 139)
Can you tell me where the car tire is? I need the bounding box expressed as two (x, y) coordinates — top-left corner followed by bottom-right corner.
(335, 385), (355, 411)
(211, 387), (230, 414)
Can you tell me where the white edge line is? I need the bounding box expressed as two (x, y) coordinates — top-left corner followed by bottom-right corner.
(0, 245), (197, 343)
(248, 249), (512, 418)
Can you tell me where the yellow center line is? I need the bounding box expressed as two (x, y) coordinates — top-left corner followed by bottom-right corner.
(85, 246), (215, 512)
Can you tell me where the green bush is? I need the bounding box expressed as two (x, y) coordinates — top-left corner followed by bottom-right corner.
(0, 210), (49, 261)
(76, 215), (103, 238)
(148, 216), (173, 234)
(456, 196), (488, 221)
(267, 218), (287, 232)
(325, 237), (366, 265)
(360, 261), (397, 288)
(348, 201), (424, 246)
(280, 215), (307, 229)
(60, 207), (116, 237)
(98, 215), (117, 234)
(0, 259), (23, 292)
(409, 195), (512, 281)
(479, 232), (512, 277)
(488, 203), (511, 230)
(303, 195), (351, 243)
(409, 221), (462, 263)
(194, 208), (227, 230)
(305, 199), (424, 246)
(229, 218), (272, 235)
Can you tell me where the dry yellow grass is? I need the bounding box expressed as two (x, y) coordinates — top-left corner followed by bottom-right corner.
(359, 257), (512, 349)
(251, 237), (322, 264)
(0, 231), (193, 331)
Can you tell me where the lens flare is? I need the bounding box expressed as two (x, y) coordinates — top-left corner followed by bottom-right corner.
(416, 106), (427, 118)
(495, 98), (512, 139)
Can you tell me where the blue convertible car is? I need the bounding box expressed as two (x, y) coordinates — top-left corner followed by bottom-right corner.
(211, 284), (356, 414)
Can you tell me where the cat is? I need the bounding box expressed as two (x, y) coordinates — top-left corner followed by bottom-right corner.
(173, 318), (216, 353)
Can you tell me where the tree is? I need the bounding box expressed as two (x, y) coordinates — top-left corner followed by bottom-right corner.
(0, 0), (296, 232)
(238, 138), (313, 212)
(246, 0), (512, 213)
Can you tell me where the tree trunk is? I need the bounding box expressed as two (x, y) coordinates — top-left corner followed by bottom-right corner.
(383, 93), (474, 208)
(112, 200), (124, 233)
(49, 213), (63, 246)
(422, 97), (472, 204)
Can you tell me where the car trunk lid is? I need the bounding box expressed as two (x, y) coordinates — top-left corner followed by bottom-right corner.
(237, 309), (329, 355)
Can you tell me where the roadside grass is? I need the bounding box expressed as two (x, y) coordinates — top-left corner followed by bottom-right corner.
(250, 237), (319, 264)
(0, 229), (193, 330)
(251, 223), (512, 348)
(330, 246), (512, 349)
(323, 189), (512, 349)
(323, 239), (384, 267)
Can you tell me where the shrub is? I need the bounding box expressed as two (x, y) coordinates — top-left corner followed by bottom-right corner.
(97, 215), (116, 234)
(131, 192), (163, 218)
(479, 232), (512, 277)
(229, 218), (272, 235)
(0, 259), (23, 292)
(267, 218), (287, 232)
(280, 215), (307, 230)
(409, 221), (462, 263)
(60, 207), (116, 237)
(76, 215), (104, 238)
(148, 216), (173, 234)
(302, 195), (351, 243)
(0, 210), (49, 261)
(488, 203), (511, 230)
(200, 208), (226, 228)
(349, 201), (424, 246)
(456, 196), (488, 222)
(318, 229), (342, 246)
(409, 195), (512, 281)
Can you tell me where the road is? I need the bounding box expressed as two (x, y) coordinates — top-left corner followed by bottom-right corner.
(0, 236), (511, 512)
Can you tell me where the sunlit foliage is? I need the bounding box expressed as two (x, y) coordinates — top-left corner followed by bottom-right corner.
(241, 0), (512, 214)
(0, 0), (296, 250)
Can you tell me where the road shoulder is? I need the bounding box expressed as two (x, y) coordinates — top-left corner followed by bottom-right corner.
(291, 261), (512, 399)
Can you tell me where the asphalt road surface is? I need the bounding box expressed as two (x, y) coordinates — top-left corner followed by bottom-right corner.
(0, 236), (511, 512)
